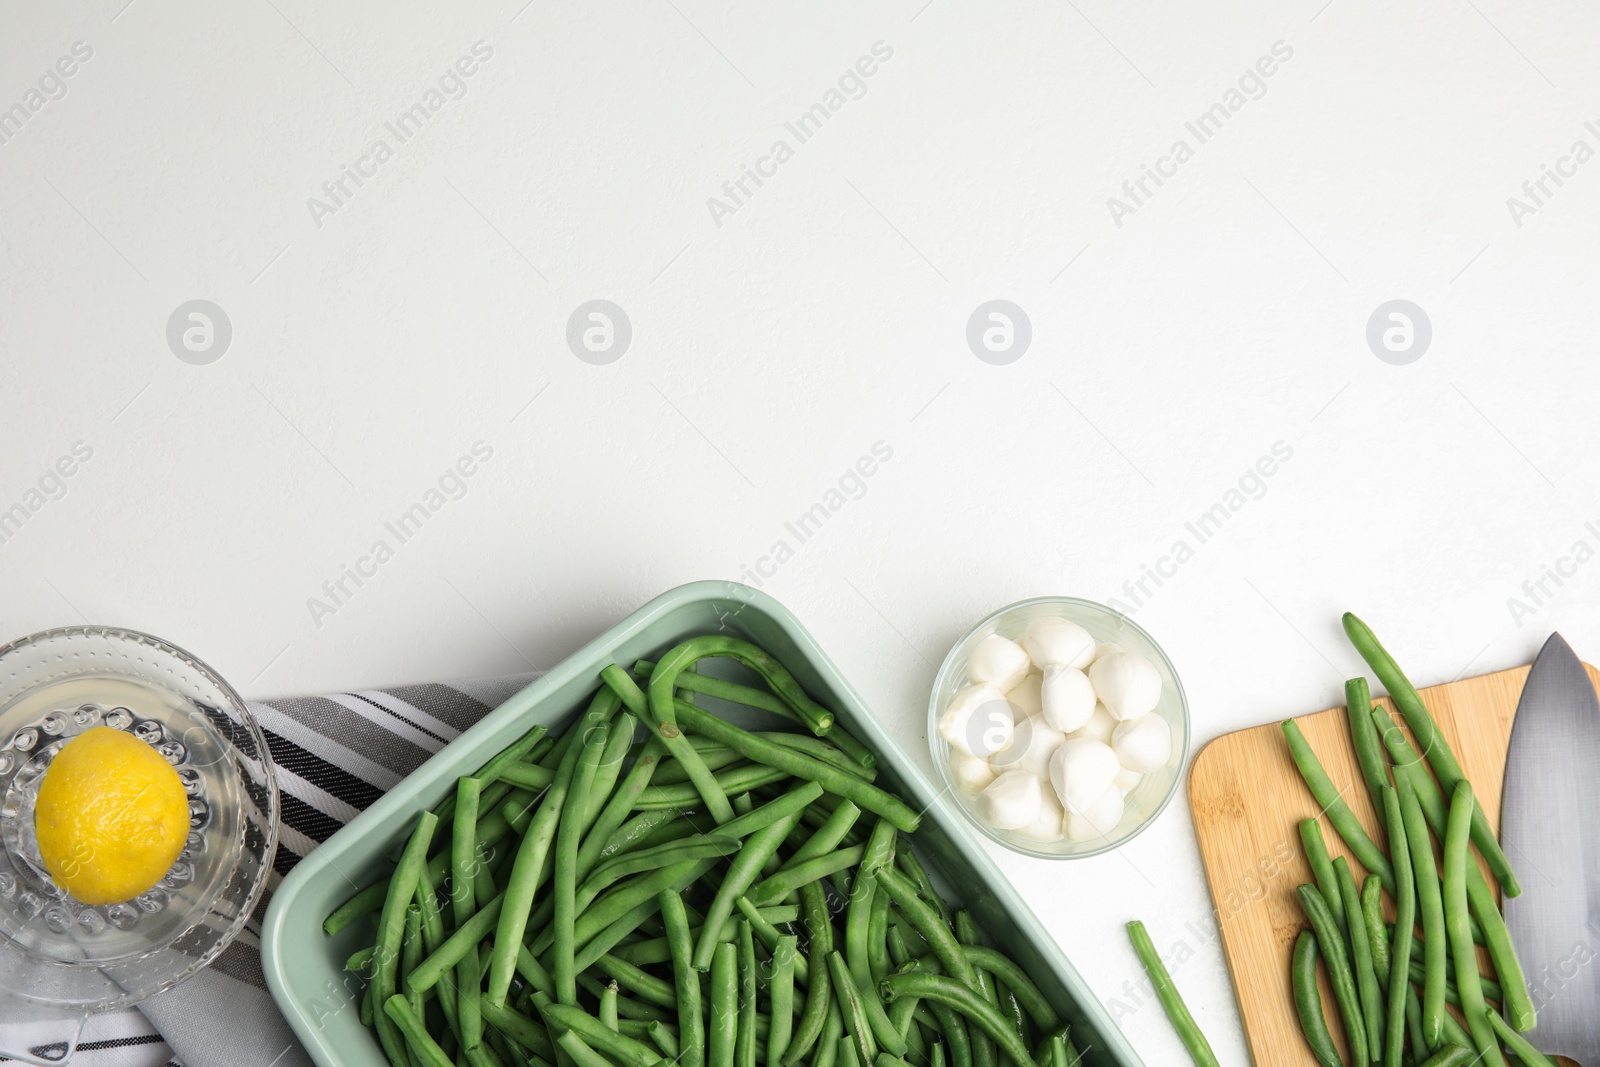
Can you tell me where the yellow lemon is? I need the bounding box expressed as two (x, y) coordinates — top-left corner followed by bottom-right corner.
(34, 725), (190, 905)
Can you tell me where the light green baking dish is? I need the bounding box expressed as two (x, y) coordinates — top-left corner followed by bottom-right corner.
(261, 581), (1146, 1067)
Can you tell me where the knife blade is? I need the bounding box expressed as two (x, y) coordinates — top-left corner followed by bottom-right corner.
(1501, 632), (1600, 1065)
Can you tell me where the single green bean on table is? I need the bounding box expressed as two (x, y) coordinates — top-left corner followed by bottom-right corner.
(1342, 611), (1520, 898)
(1125, 920), (1221, 1067)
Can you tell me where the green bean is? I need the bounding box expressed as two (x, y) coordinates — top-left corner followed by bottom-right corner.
(386, 995), (455, 1067)
(785, 882), (834, 1065)
(583, 713), (638, 831)
(650, 746), (744, 785)
(473, 723), (550, 785)
(616, 906), (801, 967)
(1334, 858), (1383, 1063)
(813, 1002), (844, 1067)
(736, 921), (759, 1067)
(1416, 1046), (1474, 1067)
(637, 766), (793, 809)
(1345, 676), (1389, 814)
(555, 1030), (628, 1067)
(649, 1022), (681, 1060)
(693, 809), (804, 969)
(830, 950), (880, 1067)
(1442, 782), (1505, 1067)
(1281, 719), (1395, 894)
(1361, 875), (1388, 984)
(1386, 761), (1534, 1032)
(489, 693), (614, 1006)
(1124, 920), (1220, 1067)
(769, 935), (798, 1067)
(952, 913), (997, 1067)
(647, 636), (835, 736)
(1401, 957), (1501, 1009)
(661, 890), (706, 1067)
(565, 858), (720, 958)
(838, 1035), (862, 1067)
(326, 881), (390, 936)
(707, 941), (738, 1067)
(550, 999), (650, 1067)
(849, 821), (898, 987)
(347, 945), (374, 973)
(892, 847), (950, 929)
(1380, 785), (1413, 1067)
(960, 948), (1058, 1031)
(1396, 773), (1445, 1046)
(1342, 612), (1520, 898)
(1298, 818), (1347, 936)
(749, 846), (865, 909)
(495, 762), (556, 791)
(878, 973), (1032, 1067)
(713, 781), (826, 842)
(1484, 1007), (1557, 1067)
(605, 662), (735, 825)
(375, 812), (439, 1066)
(450, 777), (485, 1049)
(409, 892), (504, 993)
(576, 975), (669, 1023)
(1290, 929), (1341, 1067)
(599, 982), (620, 1032)
(481, 1000), (555, 1059)
(556, 724), (612, 1006)
(1296, 884), (1367, 1067)
(673, 700), (920, 832)
(574, 740), (667, 881)
(761, 734), (875, 781)
(1403, 985), (1426, 1064)
(594, 954), (676, 1008)
(401, 905), (425, 1021)
(874, 868), (979, 989)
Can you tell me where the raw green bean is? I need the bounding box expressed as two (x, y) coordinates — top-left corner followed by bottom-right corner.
(878, 973), (1032, 1067)
(1396, 773), (1445, 1047)
(839, 1035), (861, 1067)
(409, 893), (504, 993)
(953, 913), (996, 1067)
(537, 998), (662, 1067)
(473, 724), (550, 786)
(583, 713), (638, 831)
(761, 734), (875, 781)
(960, 948), (1058, 1031)
(714, 782), (826, 842)
(600, 983), (620, 1032)
(1125, 921), (1220, 1067)
(556, 724), (611, 1006)
(1299, 818), (1346, 934)
(376, 812), (439, 1067)
(495, 762), (556, 791)
(1361, 875), (1388, 984)
(661, 890), (706, 1067)
(594, 954), (676, 1008)
(867, 890), (892, 984)
(1342, 612), (1520, 897)
(769, 935), (798, 1067)
(649, 1022), (681, 1060)
(451, 777), (485, 1049)
(693, 810), (804, 969)
(737, 921), (759, 1067)
(566, 857), (720, 955)
(637, 766), (793, 809)
(874, 868), (979, 989)
(892, 847), (950, 929)
(1441, 782), (1505, 1067)
(850, 820), (898, 988)
(1380, 784), (1413, 1067)
(556, 1030), (628, 1067)
(650, 746), (744, 785)
(481, 1000), (555, 1059)
(673, 700), (920, 832)
(1403, 985), (1426, 1064)
(1484, 1007), (1557, 1067)
(326, 882), (389, 936)
(1281, 719), (1395, 894)
(1296, 884), (1367, 1067)
(1335, 857), (1384, 1062)
(647, 636), (835, 736)
(710, 942), (739, 1067)
(401, 905), (424, 1022)
(1345, 677), (1389, 814)
(1290, 929), (1341, 1067)
(830, 950), (879, 1067)
(785, 882), (834, 1065)
(386, 995), (455, 1067)
(815, 1003), (844, 1067)
(1416, 1046), (1474, 1067)
(606, 662), (735, 825)
(750, 847), (867, 910)
(574, 740), (667, 881)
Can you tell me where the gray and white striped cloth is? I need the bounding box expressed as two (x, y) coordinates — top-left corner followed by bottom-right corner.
(73, 673), (540, 1067)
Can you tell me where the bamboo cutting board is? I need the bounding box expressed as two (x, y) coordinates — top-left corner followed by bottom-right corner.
(1189, 660), (1599, 1066)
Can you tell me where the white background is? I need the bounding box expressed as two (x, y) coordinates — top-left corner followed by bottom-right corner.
(4, 0), (1600, 1062)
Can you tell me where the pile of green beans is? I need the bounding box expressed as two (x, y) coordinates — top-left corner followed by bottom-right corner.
(1281, 613), (1550, 1067)
(323, 635), (1080, 1067)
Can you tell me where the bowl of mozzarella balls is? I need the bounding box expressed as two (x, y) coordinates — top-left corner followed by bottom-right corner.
(928, 597), (1188, 858)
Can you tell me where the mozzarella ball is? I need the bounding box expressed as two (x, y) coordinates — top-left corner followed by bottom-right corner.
(1039, 665), (1096, 733)
(1113, 766), (1144, 794)
(1088, 651), (1161, 721)
(975, 770), (1044, 830)
(1064, 789), (1126, 842)
(967, 634), (1032, 691)
(950, 750), (999, 793)
(1112, 713), (1173, 773)
(939, 684), (1014, 757)
(989, 716), (1065, 780)
(1014, 782), (1066, 842)
(1021, 617), (1095, 669)
(1006, 673), (1043, 719)
(1092, 642), (1124, 663)
(1069, 704), (1117, 745)
(1048, 738), (1120, 814)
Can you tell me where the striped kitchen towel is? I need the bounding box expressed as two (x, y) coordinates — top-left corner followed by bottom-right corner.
(105, 672), (540, 1067)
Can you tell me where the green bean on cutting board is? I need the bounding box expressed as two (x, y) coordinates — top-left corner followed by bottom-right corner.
(1395, 772), (1447, 1049)
(1281, 719), (1395, 895)
(1290, 929), (1341, 1067)
(324, 635), (1067, 1067)
(1296, 883), (1368, 1067)
(1334, 856), (1384, 1062)
(1298, 818), (1346, 931)
(1125, 920), (1221, 1067)
(1441, 782), (1506, 1067)
(1379, 784), (1413, 1067)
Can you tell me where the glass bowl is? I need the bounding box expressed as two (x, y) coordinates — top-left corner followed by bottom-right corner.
(927, 596), (1189, 859)
(0, 627), (279, 1065)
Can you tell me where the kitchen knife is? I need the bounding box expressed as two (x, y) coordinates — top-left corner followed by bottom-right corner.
(1501, 632), (1600, 1065)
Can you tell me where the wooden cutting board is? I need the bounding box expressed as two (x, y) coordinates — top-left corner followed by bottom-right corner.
(1189, 660), (1599, 1066)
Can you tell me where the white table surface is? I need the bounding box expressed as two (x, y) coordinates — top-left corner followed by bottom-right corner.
(5, 0), (1600, 1062)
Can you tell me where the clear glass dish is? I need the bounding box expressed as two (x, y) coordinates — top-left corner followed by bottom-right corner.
(927, 596), (1189, 859)
(0, 627), (279, 1065)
